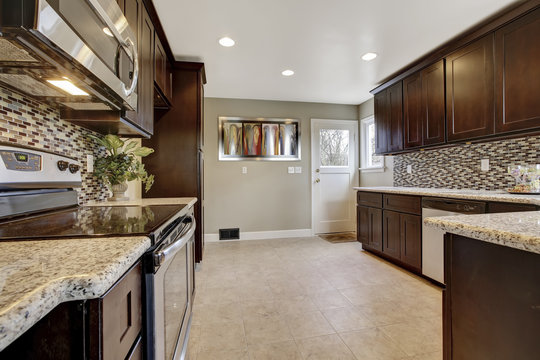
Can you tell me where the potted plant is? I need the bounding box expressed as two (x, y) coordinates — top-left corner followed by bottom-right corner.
(90, 134), (155, 201)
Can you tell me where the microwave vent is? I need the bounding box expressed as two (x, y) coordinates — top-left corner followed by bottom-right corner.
(0, 39), (37, 62)
(0, 73), (65, 97)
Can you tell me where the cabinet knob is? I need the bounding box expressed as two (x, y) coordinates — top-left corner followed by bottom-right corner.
(315, 178), (320, 183)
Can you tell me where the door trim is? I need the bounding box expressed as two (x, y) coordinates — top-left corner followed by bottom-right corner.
(310, 118), (359, 235)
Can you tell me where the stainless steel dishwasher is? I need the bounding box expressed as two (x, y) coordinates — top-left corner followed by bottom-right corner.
(422, 198), (485, 284)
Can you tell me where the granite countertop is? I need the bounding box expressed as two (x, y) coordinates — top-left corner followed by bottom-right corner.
(353, 186), (540, 206)
(86, 197), (198, 208)
(0, 236), (151, 351)
(424, 211), (540, 254)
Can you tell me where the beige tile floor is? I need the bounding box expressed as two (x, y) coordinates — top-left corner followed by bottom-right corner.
(188, 237), (442, 360)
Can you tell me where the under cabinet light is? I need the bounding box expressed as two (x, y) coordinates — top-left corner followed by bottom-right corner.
(47, 80), (89, 96)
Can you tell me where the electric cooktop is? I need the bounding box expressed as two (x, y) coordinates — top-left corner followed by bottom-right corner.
(0, 204), (187, 242)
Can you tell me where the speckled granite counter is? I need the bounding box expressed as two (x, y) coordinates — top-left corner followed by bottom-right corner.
(424, 211), (540, 254)
(0, 236), (151, 351)
(353, 186), (540, 206)
(86, 197), (197, 208)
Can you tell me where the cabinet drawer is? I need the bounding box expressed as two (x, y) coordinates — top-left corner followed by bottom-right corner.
(357, 192), (383, 208)
(99, 261), (142, 360)
(383, 194), (421, 215)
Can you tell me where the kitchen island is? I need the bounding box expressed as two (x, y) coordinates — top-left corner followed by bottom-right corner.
(424, 211), (540, 359)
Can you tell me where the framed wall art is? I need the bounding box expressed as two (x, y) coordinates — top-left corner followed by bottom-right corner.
(219, 116), (301, 161)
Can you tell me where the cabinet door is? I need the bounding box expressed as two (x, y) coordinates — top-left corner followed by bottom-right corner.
(403, 72), (423, 148)
(368, 207), (383, 251)
(154, 36), (167, 96)
(400, 214), (422, 270)
(357, 205), (369, 244)
(382, 210), (401, 259)
(495, 8), (540, 134)
(374, 90), (388, 154)
(387, 82), (403, 152)
(446, 35), (495, 142)
(138, 8), (155, 134)
(422, 60), (446, 145)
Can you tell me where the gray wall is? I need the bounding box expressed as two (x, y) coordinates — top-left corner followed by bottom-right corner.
(357, 98), (394, 186)
(204, 98), (358, 235)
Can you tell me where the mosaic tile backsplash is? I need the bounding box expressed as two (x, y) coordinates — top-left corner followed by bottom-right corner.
(0, 86), (109, 203)
(393, 135), (540, 190)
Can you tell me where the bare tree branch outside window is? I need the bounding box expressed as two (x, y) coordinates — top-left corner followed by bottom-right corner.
(320, 129), (349, 166)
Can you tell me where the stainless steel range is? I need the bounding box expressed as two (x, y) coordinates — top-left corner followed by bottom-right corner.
(0, 144), (195, 360)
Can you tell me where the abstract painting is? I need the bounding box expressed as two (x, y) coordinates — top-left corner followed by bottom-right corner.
(242, 123), (262, 155)
(219, 116), (300, 160)
(262, 123), (280, 156)
(279, 123), (298, 156)
(223, 122), (242, 156)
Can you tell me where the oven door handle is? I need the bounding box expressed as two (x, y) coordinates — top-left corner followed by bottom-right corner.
(154, 216), (196, 267)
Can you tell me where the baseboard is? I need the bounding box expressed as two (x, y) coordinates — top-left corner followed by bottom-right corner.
(205, 228), (312, 242)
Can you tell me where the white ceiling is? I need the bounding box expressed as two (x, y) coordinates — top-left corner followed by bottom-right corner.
(154, 0), (521, 105)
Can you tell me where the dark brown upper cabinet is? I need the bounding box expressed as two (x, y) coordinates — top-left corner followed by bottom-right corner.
(374, 82), (403, 154)
(374, 90), (388, 154)
(495, 8), (540, 134)
(403, 72), (423, 148)
(387, 82), (404, 152)
(116, 0), (154, 136)
(154, 35), (173, 107)
(138, 7), (155, 134)
(446, 35), (495, 142)
(422, 60), (446, 145)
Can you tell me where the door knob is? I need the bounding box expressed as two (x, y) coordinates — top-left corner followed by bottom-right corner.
(315, 169), (320, 173)
(315, 178), (320, 183)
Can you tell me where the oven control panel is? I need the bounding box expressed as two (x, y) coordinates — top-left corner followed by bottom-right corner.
(0, 150), (42, 171)
(0, 145), (82, 189)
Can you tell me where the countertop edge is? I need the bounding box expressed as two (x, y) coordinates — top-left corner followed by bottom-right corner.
(0, 236), (151, 351)
(353, 187), (540, 205)
(424, 217), (540, 255)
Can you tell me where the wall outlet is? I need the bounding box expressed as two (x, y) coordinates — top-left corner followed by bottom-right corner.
(288, 166), (294, 174)
(242, 166), (248, 174)
(406, 164), (412, 174)
(295, 166), (302, 174)
(86, 154), (93, 173)
(481, 158), (490, 171)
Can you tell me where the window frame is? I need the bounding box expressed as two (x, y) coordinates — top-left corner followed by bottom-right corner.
(359, 115), (385, 172)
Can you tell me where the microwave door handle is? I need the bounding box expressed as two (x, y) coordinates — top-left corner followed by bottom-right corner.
(154, 217), (196, 267)
(85, 0), (139, 96)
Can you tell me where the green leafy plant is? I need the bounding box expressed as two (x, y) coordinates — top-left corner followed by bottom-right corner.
(89, 134), (155, 192)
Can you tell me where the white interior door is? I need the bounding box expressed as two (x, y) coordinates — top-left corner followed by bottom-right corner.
(311, 119), (358, 234)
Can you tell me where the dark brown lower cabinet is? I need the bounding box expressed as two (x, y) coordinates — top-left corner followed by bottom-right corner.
(400, 213), (422, 270)
(357, 205), (382, 252)
(0, 262), (143, 360)
(357, 192), (422, 273)
(444, 234), (540, 360)
(382, 210), (422, 271)
(383, 210), (401, 259)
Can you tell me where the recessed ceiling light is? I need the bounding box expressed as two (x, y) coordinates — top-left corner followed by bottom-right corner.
(219, 37), (235, 47)
(47, 80), (89, 96)
(361, 52), (377, 61)
(281, 69), (294, 76)
(103, 27), (114, 37)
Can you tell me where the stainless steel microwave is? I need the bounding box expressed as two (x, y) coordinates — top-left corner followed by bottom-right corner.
(0, 0), (138, 112)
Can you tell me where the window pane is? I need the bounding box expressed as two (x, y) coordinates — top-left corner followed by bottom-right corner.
(366, 122), (382, 167)
(320, 129), (349, 166)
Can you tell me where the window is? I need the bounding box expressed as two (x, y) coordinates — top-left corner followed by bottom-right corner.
(360, 116), (384, 171)
(320, 129), (349, 166)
